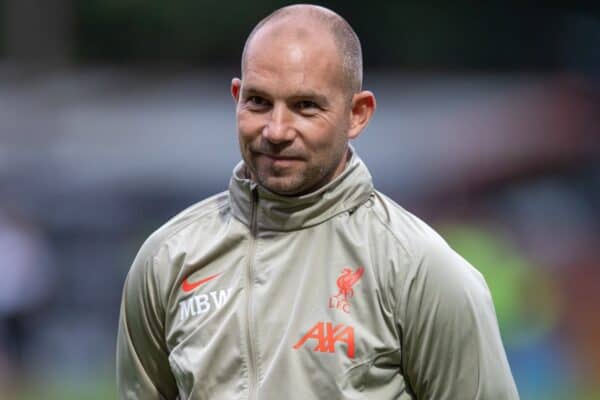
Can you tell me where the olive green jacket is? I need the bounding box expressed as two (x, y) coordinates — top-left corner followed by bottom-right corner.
(117, 151), (519, 399)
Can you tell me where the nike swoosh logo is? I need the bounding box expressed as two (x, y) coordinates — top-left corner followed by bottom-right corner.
(181, 273), (221, 293)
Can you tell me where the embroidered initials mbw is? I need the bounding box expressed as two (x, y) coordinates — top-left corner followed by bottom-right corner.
(293, 321), (355, 358)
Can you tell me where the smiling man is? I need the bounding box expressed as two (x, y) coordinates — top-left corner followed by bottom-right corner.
(231, 8), (373, 196)
(117, 4), (519, 400)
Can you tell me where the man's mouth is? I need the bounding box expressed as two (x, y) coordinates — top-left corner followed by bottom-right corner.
(256, 152), (303, 162)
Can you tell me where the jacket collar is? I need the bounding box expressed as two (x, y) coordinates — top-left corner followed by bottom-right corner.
(228, 147), (374, 231)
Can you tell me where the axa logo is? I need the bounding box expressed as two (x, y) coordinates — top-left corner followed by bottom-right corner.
(293, 321), (355, 358)
(178, 272), (232, 321)
(328, 266), (364, 313)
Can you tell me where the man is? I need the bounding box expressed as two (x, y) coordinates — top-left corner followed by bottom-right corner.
(117, 4), (519, 399)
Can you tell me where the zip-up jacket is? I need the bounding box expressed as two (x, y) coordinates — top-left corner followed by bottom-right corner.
(117, 151), (519, 399)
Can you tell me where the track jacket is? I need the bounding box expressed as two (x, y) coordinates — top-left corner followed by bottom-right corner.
(117, 151), (519, 399)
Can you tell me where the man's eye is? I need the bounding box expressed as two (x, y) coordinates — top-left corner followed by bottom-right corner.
(297, 100), (318, 110)
(296, 101), (321, 115)
(248, 96), (269, 107)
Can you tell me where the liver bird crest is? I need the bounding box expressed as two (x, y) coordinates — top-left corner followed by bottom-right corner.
(335, 267), (365, 301)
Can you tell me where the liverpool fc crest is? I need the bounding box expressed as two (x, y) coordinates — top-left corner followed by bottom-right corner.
(328, 266), (365, 313)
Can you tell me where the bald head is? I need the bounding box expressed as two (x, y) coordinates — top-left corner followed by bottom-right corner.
(241, 5), (363, 96)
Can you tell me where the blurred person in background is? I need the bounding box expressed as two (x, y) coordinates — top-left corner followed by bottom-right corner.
(0, 201), (55, 395)
(117, 4), (518, 399)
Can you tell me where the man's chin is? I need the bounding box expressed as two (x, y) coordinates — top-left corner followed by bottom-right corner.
(254, 172), (308, 196)
(259, 178), (303, 196)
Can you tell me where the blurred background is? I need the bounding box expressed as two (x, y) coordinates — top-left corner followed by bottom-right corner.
(0, 1), (598, 399)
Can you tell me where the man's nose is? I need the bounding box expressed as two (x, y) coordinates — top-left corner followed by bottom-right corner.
(262, 103), (295, 143)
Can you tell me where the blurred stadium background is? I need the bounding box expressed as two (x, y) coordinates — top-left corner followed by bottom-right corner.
(0, 1), (599, 399)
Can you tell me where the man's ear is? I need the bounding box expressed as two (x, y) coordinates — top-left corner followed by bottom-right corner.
(347, 90), (376, 140)
(231, 78), (242, 103)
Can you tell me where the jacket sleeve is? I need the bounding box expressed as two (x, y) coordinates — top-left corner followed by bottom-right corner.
(116, 247), (179, 400)
(398, 232), (519, 399)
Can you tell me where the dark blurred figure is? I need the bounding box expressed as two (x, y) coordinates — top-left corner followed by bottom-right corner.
(0, 202), (55, 395)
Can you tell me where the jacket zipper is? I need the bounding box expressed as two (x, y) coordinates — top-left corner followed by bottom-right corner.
(246, 189), (259, 399)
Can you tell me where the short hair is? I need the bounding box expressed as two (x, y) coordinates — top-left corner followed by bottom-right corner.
(241, 5), (363, 95)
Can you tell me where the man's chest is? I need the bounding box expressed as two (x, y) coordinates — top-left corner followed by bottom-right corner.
(163, 225), (409, 399)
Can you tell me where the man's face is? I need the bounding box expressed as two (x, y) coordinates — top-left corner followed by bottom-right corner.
(232, 21), (353, 196)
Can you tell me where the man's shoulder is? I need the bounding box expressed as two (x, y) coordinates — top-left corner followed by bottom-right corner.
(368, 190), (447, 261)
(368, 189), (484, 281)
(370, 191), (489, 322)
(136, 190), (231, 262)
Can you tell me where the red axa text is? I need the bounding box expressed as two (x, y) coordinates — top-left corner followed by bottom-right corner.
(293, 321), (355, 358)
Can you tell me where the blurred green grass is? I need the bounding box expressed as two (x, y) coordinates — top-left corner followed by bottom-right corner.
(19, 375), (115, 400)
